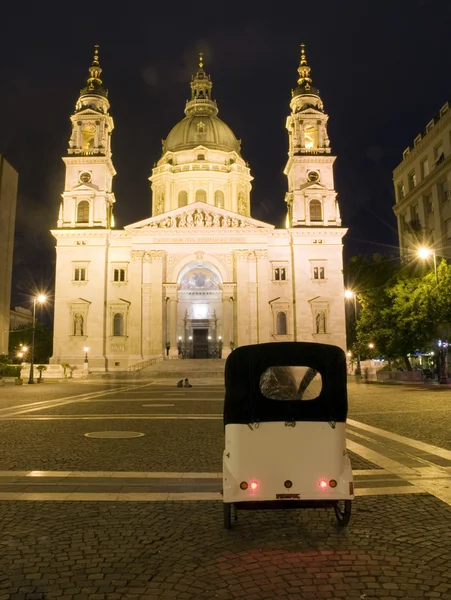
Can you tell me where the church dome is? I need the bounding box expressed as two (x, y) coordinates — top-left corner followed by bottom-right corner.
(162, 54), (241, 157)
(163, 114), (241, 154)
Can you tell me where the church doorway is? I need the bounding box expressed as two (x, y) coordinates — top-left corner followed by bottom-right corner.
(193, 328), (208, 358)
(176, 262), (224, 359)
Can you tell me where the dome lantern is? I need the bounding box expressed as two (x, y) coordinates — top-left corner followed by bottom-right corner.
(184, 53), (218, 117)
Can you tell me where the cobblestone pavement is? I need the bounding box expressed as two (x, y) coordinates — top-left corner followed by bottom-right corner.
(0, 379), (450, 598)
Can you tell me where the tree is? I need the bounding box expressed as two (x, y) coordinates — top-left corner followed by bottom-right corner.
(9, 322), (53, 364)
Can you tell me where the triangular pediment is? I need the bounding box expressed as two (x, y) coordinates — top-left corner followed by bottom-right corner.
(298, 181), (327, 192)
(70, 182), (99, 193)
(73, 107), (103, 117)
(125, 202), (274, 231)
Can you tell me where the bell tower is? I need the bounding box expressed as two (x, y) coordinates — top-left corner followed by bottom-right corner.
(284, 44), (341, 228)
(57, 45), (116, 228)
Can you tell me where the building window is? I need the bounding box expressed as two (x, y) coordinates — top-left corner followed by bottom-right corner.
(445, 219), (451, 240)
(410, 205), (419, 221)
(113, 268), (126, 282)
(424, 193), (433, 215)
(178, 190), (188, 207)
(434, 143), (444, 164)
(397, 183), (405, 200)
(313, 266), (326, 280)
(195, 189), (207, 203)
(113, 313), (124, 336)
(74, 267), (86, 281)
(276, 312), (287, 335)
(408, 172), (417, 190)
(197, 154), (205, 161)
(273, 264), (288, 281)
(440, 181), (449, 202)
(214, 190), (224, 208)
(309, 199), (322, 221)
(421, 158), (430, 179)
(77, 200), (90, 223)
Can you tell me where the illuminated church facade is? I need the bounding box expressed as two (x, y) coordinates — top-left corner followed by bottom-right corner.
(51, 46), (347, 371)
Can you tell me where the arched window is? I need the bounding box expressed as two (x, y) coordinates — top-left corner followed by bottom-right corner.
(276, 312), (287, 335)
(178, 190), (188, 207)
(214, 190), (224, 208)
(238, 192), (247, 215)
(309, 200), (322, 222)
(77, 200), (90, 223)
(113, 313), (124, 337)
(195, 189), (207, 203)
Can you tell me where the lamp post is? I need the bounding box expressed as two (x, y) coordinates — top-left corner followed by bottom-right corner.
(83, 346), (89, 370)
(28, 294), (46, 384)
(417, 247), (447, 382)
(417, 247), (437, 285)
(344, 289), (361, 374)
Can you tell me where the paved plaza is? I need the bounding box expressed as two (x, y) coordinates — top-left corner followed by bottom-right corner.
(0, 365), (451, 599)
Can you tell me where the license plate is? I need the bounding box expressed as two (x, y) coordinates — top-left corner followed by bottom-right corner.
(276, 493), (300, 499)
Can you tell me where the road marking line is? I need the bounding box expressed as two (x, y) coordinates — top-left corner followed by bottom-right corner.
(348, 418), (451, 461)
(347, 439), (451, 507)
(0, 415), (223, 420)
(0, 487), (423, 502)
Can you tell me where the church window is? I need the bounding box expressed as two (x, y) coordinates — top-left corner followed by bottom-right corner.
(272, 263), (289, 282)
(113, 268), (126, 282)
(304, 123), (318, 149)
(113, 313), (125, 336)
(77, 201), (90, 223)
(197, 154), (205, 161)
(74, 268), (86, 281)
(309, 199), (322, 221)
(195, 189), (207, 203)
(276, 312), (287, 335)
(238, 192), (247, 215)
(214, 190), (224, 208)
(313, 267), (325, 280)
(178, 190), (188, 207)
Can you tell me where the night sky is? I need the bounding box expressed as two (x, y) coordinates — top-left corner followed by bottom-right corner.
(1, 1), (451, 316)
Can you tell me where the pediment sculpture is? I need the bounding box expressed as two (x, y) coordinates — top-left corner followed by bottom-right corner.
(148, 208), (255, 229)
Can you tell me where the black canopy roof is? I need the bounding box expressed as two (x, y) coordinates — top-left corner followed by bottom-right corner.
(224, 342), (348, 425)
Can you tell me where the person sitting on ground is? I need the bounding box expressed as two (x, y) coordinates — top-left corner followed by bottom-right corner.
(184, 378), (192, 388)
(176, 379), (183, 388)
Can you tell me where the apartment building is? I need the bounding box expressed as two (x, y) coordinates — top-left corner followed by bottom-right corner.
(393, 101), (451, 258)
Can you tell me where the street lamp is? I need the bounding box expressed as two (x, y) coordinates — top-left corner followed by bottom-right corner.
(83, 346), (89, 369)
(368, 342), (375, 350)
(417, 247), (437, 285)
(28, 294), (46, 384)
(344, 289), (361, 374)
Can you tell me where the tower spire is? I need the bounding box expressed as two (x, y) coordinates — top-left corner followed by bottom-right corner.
(184, 53), (218, 117)
(80, 44), (107, 98)
(297, 43), (312, 90)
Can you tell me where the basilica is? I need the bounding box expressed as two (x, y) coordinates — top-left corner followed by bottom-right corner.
(51, 45), (347, 371)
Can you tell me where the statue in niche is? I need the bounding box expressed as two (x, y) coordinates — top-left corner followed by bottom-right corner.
(204, 212), (213, 227)
(213, 214), (221, 227)
(194, 210), (204, 227)
(74, 313), (84, 336)
(179, 213), (187, 227)
(316, 311), (326, 334)
(186, 212), (194, 227)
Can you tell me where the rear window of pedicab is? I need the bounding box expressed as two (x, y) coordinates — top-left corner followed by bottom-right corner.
(259, 366), (322, 401)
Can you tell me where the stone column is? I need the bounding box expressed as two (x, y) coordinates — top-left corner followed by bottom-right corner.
(165, 283), (178, 357)
(255, 250), (269, 343)
(129, 251), (144, 360)
(235, 250), (250, 347)
(222, 283), (236, 357)
(142, 255), (152, 358)
(147, 250), (165, 356)
(248, 252), (258, 345)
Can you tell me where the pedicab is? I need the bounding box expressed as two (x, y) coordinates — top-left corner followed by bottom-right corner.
(222, 342), (354, 529)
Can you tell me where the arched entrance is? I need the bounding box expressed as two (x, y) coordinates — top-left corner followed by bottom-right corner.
(177, 263), (223, 358)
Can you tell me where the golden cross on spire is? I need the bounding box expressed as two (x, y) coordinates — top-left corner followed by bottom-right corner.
(297, 42), (312, 88)
(93, 44), (100, 66)
(199, 52), (204, 69)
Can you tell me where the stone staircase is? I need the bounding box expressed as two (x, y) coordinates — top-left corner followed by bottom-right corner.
(140, 358), (226, 383)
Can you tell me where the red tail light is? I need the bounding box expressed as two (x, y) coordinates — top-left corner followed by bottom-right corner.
(250, 481), (258, 491)
(319, 479), (328, 489)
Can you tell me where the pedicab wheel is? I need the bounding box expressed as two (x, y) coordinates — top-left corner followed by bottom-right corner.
(334, 500), (352, 526)
(224, 503), (233, 529)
